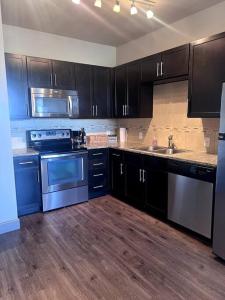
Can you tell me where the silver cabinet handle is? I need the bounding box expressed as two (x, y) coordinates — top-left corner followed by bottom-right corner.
(26, 104), (30, 117)
(120, 163), (123, 175)
(124, 105), (127, 116)
(139, 169), (142, 182)
(54, 74), (57, 86)
(112, 153), (120, 157)
(93, 163), (104, 166)
(93, 185), (104, 189)
(126, 105), (129, 116)
(19, 161), (33, 165)
(157, 63), (159, 77)
(93, 173), (103, 177)
(142, 170), (146, 183)
(161, 62), (163, 76)
(92, 105), (95, 117)
(50, 74), (53, 86)
(122, 105), (124, 116)
(95, 105), (98, 117)
(37, 170), (40, 183)
(92, 153), (103, 156)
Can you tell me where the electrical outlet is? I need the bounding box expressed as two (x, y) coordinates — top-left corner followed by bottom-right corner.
(139, 132), (143, 140)
(204, 137), (210, 148)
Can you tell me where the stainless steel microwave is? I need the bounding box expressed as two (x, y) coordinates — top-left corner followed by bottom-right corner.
(30, 88), (79, 118)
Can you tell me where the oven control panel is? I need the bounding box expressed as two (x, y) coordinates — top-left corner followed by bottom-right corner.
(29, 129), (71, 141)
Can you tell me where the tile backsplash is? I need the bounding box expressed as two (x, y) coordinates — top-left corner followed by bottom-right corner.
(11, 119), (117, 149)
(11, 81), (220, 153)
(118, 81), (219, 154)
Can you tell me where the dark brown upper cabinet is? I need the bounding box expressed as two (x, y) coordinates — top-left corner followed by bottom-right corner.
(114, 62), (153, 118)
(127, 61), (140, 117)
(5, 53), (29, 120)
(27, 56), (75, 90)
(27, 57), (52, 88)
(75, 63), (92, 118)
(161, 44), (189, 80)
(114, 65), (127, 118)
(188, 33), (225, 118)
(52, 60), (75, 90)
(92, 66), (111, 118)
(75, 63), (111, 119)
(141, 54), (161, 82)
(140, 45), (189, 83)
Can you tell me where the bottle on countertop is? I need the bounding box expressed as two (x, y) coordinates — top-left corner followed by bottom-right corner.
(80, 128), (87, 145)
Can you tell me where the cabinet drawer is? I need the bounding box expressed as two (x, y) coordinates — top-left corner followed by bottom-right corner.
(89, 183), (107, 194)
(88, 148), (107, 160)
(109, 149), (123, 160)
(14, 155), (39, 169)
(89, 169), (107, 185)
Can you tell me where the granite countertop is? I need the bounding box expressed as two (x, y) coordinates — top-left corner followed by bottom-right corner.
(13, 148), (39, 157)
(12, 143), (218, 167)
(88, 143), (218, 167)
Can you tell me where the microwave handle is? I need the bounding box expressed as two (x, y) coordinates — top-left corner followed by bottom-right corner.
(68, 97), (73, 117)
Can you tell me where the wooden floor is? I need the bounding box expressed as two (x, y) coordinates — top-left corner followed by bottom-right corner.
(1, 196), (225, 299)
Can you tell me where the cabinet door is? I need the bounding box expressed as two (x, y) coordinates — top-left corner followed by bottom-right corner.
(75, 63), (92, 118)
(52, 60), (75, 90)
(114, 66), (127, 118)
(127, 62), (140, 117)
(110, 150), (125, 199)
(27, 56), (52, 88)
(124, 152), (144, 209)
(14, 157), (42, 217)
(141, 54), (161, 82)
(93, 66), (110, 118)
(5, 53), (29, 120)
(188, 33), (225, 117)
(161, 45), (189, 79)
(145, 169), (168, 217)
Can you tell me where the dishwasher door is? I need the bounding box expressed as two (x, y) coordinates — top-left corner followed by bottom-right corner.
(168, 173), (214, 238)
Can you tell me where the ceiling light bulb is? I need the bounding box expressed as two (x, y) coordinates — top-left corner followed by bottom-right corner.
(146, 9), (154, 19)
(94, 0), (102, 8)
(130, 3), (137, 15)
(113, 1), (120, 13)
(72, 0), (80, 4)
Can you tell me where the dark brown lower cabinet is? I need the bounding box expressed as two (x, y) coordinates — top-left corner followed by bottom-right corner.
(110, 150), (168, 218)
(109, 149), (125, 199)
(124, 152), (145, 209)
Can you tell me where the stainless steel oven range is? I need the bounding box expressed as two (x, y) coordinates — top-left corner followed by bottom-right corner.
(27, 129), (88, 212)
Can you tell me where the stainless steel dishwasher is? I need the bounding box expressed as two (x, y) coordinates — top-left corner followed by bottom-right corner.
(167, 160), (216, 239)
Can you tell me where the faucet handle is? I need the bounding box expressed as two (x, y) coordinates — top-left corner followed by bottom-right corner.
(168, 135), (173, 140)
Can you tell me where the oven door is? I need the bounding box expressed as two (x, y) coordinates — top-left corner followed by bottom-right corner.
(30, 88), (78, 118)
(41, 151), (88, 194)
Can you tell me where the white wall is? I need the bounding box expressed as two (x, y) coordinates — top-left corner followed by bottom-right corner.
(117, 1), (225, 65)
(0, 6), (20, 234)
(3, 25), (116, 67)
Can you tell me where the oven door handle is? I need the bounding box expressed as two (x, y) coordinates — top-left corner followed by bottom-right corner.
(41, 151), (87, 159)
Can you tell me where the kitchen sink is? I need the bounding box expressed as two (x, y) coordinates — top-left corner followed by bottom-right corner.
(130, 146), (188, 155)
(131, 146), (167, 152)
(154, 148), (188, 155)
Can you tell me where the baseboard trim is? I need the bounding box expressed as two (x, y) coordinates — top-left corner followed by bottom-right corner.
(0, 218), (20, 235)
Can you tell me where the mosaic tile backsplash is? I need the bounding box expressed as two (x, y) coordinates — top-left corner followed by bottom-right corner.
(11, 81), (219, 153)
(118, 81), (219, 154)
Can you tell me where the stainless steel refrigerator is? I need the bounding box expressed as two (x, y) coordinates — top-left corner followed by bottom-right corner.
(213, 82), (225, 260)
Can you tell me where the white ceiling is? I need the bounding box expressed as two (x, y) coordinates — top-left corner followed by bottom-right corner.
(1, 0), (224, 46)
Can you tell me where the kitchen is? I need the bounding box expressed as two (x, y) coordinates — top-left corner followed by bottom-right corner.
(1, 0), (225, 299)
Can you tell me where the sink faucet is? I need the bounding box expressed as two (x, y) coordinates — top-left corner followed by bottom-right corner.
(168, 135), (174, 149)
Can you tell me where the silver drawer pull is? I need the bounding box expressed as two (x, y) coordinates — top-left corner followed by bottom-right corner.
(93, 173), (104, 177)
(92, 153), (103, 156)
(93, 163), (104, 166)
(19, 161), (33, 165)
(93, 185), (104, 189)
(112, 153), (120, 157)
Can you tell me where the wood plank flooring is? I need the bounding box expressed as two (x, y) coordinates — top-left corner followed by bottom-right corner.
(0, 196), (225, 299)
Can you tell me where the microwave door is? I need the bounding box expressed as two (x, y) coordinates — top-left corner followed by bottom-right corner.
(31, 89), (73, 118)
